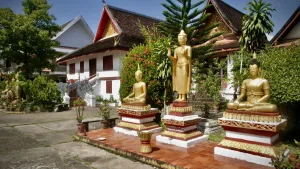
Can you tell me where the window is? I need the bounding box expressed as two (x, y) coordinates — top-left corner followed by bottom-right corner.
(106, 81), (112, 93)
(69, 63), (75, 74)
(80, 61), (84, 73)
(103, 55), (113, 70)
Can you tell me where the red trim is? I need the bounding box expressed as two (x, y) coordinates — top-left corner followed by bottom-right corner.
(94, 7), (120, 43)
(222, 126), (279, 137)
(216, 145), (274, 158)
(165, 123), (198, 128)
(224, 137), (279, 146)
(119, 113), (156, 119)
(168, 112), (194, 117)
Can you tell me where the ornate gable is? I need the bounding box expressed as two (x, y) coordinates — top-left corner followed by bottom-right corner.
(205, 8), (232, 36)
(102, 20), (118, 38)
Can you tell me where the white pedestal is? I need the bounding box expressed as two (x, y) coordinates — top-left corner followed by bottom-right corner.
(156, 135), (208, 148)
(214, 147), (273, 167)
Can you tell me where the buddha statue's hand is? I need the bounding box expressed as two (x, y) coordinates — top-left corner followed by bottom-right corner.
(167, 48), (171, 57)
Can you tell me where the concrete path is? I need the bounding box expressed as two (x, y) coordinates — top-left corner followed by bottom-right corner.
(0, 107), (154, 169)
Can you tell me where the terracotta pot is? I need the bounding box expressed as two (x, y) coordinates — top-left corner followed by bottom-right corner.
(101, 120), (109, 129)
(138, 131), (153, 154)
(77, 123), (85, 133)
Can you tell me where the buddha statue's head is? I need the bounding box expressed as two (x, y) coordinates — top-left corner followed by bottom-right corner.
(135, 64), (142, 82)
(249, 59), (261, 78)
(178, 30), (187, 46)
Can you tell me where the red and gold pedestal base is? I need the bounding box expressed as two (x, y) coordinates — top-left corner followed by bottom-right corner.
(114, 106), (161, 136)
(156, 102), (208, 148)
(214, 110), (287, 167)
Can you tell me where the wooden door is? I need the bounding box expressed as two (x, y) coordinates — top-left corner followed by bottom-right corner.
(89, 58), (96, 77)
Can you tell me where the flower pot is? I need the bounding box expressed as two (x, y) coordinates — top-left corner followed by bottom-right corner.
(101, 120), (109, 129)
(138, 131), (153, 154)
(77, 123), (85, 133)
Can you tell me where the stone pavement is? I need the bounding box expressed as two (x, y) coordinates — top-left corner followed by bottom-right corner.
(0, 107), (154, 169)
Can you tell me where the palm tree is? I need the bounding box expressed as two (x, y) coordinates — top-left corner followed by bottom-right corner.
(158, 0), (220, 46)
(239, 0), (275, 54)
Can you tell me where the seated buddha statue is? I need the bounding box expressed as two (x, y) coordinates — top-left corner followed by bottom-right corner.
(123, 65), (146, 104)
(227, 59), (277, 113)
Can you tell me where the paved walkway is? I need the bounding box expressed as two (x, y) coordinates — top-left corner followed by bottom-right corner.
(0, 107), (154, 169)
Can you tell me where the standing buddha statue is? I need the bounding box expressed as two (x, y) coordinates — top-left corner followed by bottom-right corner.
(167, 30), (192, 101)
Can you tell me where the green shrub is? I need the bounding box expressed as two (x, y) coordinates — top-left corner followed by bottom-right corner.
(257, 44), (300, 105)
(21, 76), (62, 110)
(119, 26), (173, 109)
(258, 44), (300, 141)
(99, 102), (111, 121)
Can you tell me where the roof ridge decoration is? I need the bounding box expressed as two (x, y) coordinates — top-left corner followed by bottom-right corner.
(208, 0), (244, 34)
(271, 6), (300, 45)
(106, 5), (163, 23)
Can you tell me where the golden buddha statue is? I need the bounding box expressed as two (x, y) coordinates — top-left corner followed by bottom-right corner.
(123, 65), (146, 104)
(167, 30), (191, 101)
(227, 58), (277, 113)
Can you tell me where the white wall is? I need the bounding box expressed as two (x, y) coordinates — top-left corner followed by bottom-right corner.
(222, 55), (235, 101)
(285, 21), (300, 40)
(66, 49), (128, 103)
(99, 79), (121, 101)
(56, 21), (93, 48)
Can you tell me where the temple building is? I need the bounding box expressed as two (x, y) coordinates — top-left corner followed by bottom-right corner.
(56, 4), (160, 106)
(270, 6), (300, 47)
(194, 0), (245, 101)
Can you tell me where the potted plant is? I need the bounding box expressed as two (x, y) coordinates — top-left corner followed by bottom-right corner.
(99, 101), (111, 129)
(73, 98), (86, 133)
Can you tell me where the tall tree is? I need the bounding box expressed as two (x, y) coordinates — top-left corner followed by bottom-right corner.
(239, 0), (275, 54)
(0, 0), (61, 79)
(158, 0), (221, 46)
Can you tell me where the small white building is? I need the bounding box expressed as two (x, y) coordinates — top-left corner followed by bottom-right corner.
(57, 5), (160, 106)
(49, 15), (94, 82)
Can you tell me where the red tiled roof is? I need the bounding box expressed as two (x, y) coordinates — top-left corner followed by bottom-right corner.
(271, 6), (300, 45)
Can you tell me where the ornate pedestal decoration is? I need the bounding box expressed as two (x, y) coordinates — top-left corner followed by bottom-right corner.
(114, 104), (161, 136)
(156, 101), (208, 148)
(138, 131), (153, 154)
(214, 110), (287, 167)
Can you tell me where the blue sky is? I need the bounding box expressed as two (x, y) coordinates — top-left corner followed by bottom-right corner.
(1, 0), (299, 40)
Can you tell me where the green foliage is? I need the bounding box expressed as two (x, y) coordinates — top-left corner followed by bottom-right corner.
(99, 102), (111, 121)
(271, 140), (300, 169)
(257, 45), (300, 105)
(158, 0), (221, 46)
(194, 58), (227, 106)
(239, 0), (275, 53)
(208, 130), (225, 143)
(73, 97), (86, 124)
(120, 26), (173, 109)
(0, 0), (61, 78)
(21, 76), (62, 109)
